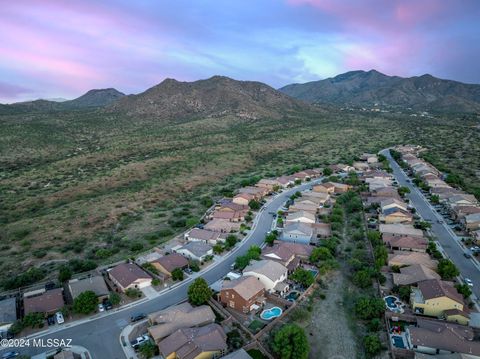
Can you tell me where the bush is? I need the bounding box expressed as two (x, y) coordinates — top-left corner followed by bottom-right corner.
(364, 334), (382, 357)
(271, 324), (309, 359)
(187, 278), (212, 305)
(171, 268), (184, 281)
(353, 269), (373, 288)
(2, 267), (45, 290)
(73, 290), (98, 314)
(310, 247), (333, 263)
(58, 265), (73, 282)
(355, 296), (385, 320)
(290, 268), (315, 288)
(125, 288), (142, 298)
(109, 292), (121, 305)
(437, 259), (459, 280)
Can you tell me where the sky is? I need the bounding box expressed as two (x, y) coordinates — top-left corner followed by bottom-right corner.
(0, 0), (479, 103)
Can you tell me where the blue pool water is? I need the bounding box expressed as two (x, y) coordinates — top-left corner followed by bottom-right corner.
(285, 291), (299, 302)
(260, 307), (282, 320)
(308, 269), (319, 278)
(392, 336), (405, 348)
(384, 296), (397, 309)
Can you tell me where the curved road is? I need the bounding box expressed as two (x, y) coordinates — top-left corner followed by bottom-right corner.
(4, 179), (320, 358)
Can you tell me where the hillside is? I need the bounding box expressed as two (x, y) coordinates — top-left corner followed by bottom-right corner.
(279, 70), (480, 113)
(108, 75), (308, 120)
(0, 88), (125, 114)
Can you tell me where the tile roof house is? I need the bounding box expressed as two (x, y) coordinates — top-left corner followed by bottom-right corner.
(158, 323), (227, 359)
(0, 297), (17, 331)
(285, 210), (316, 224)
(108, 263), (152, 291)
(276, 176), (296, 187)
(300, 192), (330, 205)
(255, 179), (279, 191)
(379, 207), (414, 224)
(281, 222), (314, 245)
(24, 288), (64, 315)
(220, 276), (266, 313)
(447, 194), (478, 207)
(238, 186), (268, 199)
(388, 251), (437, 270)
(243, 260), (288, 294)
(380, 198), (408, 212)
(261, 241), (312, 272)
(204, 218), (241, 233)
(451, 206), (480, 220)
(68, 275), (109, 300)
(184, 228), (227, 244)
(406, 318), (480, 357)
(392, 264), (441, 286)
(383, 234), (428, 252)
(148, 302), (215, 343)
(232, 193), (255, 206)
(288, 202), (318, 214)
(313, 183), (335, 194)
(379, 224), (424, 238)
(411, 280), (465, 322)
(211, 209), (245, 222)
(173, 242), (213, 262)
(463, 213), (480, 231)
(222, 349), (253, 359)
(152, 254), (189, 277)
(216, 202), (249, 212)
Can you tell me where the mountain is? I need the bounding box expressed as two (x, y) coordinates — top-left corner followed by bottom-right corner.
(108, 75), (308, 120)
(0, 88), (125, 114)
(279, 70), (480, 113)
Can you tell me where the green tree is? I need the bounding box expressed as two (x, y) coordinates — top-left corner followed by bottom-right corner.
(430, 194), (440, 204)
(235, 255), (251, 270)
(22, 312), (45, 328)
(323, 167), (333, 176)
(58, 265), (73, 282)
(397, 286), (411, 301)
(290, 268), (314, 288)
(186, 217), (200, 227)
(374, 245), (388, 269)
(138, 341), (157, 358)
(355, 296), (385, 320)
(213, 244), (224, 254)
(109, 292), (121, 306)
(455, 283), (472, 298)
(397, 186), (410, 197)
(125, 288), (142, 298)
(310, 247), (333, 263)
(73, 290), (98, 314)
(364, 334), (382, 357)
(367, 231), (382, 246)
(248, 199), (261, 210)
(272, 324), (309, 359)
(437, 259), (459, 280)
(225, 235), (238, 249)
(187, 277), (212, 305)
(265, 232), (277, 246)
(171, 268), (184, 281)
(353, 269), (373, 288)
(247, 245), (261, 260)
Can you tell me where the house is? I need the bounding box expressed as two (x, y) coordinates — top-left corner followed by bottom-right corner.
(368, 179), (393, 191)
(330, 182), (352, 193)
(289, 202), (318, 214)
(238, 186), (268, 199)
(444, 309), (470, 326)
(285, 210), (316, 224)
(204, 219), (241, 233)
(380, 198), (408, 212)
(211, 209), (245, 222)
(184, 228), (227, 244)
(220, 276), (266, 313)
(232, 193), (254, 206)
(301, 192), (330, 205)
(222, 349), (253, 359)
(411, 279), (465, 320)
(313, 183), (335, 194)
(276, 176), (296, 188)
(388, 251), (437, 270)
(451, 206), (480, 220)
(158, 323), (227, 359)
(406, 318), (480, 357)
(360, 153), (379, 163)
(383, 234), (428, 252)
(281, 222), (314, 244)
(151, 254), (189, 277)
(329, 164), (354, 173)
(24, 288), (64, 315)
(256, 179), (279, 192)
(243, 260), (288, 294)
(261, 241), (313, 272)
(379, 207), (413, 224)
(68, 276), (109, 300)
(0, 298), (17, 332)
(53, 351), (81, 359)
(148, 303), (215, 343)
(447, 194), (478, 207)
(173, 242), (213, 262)
(108, 263), (152, 292)
(392, 264), (441, 286)
(362, 170), (393, 180)
(371, 187), (401, 199)
(463, 213), (480, 231)
(379, 224), (424, 238)
(215, 201), (249, 213)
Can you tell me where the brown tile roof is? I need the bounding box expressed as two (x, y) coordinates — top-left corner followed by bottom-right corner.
(388, 251), (437, 270)
(392, 264), (441, 286)
(24, 288), (64, 314)
(154, 254), (189, 273)
(379, 224), (424, 237)
(221, 276), (265, 301)
(261, 241), (313, 264)
(383, 234), (428, 251)
(187, 228), (225, 242)
(148, 303), (215, 341)
(444, 309), (470, 319)
(204, 218), (241, 232)
(417, 279), (464, 304)
(68, 276), (109, 299)
(408, 318), (480, 356)
(108, 263), (151, 288)
(158, 323), (227, 359)
(244, 260), (288, 282)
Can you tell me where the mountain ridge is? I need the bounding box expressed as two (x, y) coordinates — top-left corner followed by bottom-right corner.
(279, 70), (480, 113)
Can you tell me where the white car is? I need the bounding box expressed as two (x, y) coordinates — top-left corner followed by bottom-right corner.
(98, 303), (105, 312)
(130, 334), (150, 349)
(55, 312), (64, 324)
(465, 278), (474, 287)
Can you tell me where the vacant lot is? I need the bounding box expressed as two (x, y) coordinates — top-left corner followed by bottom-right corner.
(0, 107), (478, 284)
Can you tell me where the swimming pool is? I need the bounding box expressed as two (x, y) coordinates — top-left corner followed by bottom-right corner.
(308, 269), (318, 278)
(285, 291), (300, 302)
(383, 295), (405, 313)
(384, 296), (397, 309)
(260, 307), (282, 320)
(391, 335), (405, 348)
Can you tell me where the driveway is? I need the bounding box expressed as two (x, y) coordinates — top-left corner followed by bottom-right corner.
(3, 178), (322, 359)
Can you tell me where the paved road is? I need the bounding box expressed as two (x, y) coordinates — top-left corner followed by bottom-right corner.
(382, 149), (480, 299)
(4, 180), (320, 359)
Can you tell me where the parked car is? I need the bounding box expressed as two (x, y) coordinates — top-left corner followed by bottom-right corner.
(437, 220), (444, 224)
(130, 334), (150, 349)
(2, 352), (19, 359)
(55, 312), (64, 324)
(464, 252), (472, 259)
(130, 313), (146, 323)
(47, 315), (55, 326)
(103, 300), (113, 310)
(45, 281), (56, 291)
(470, 246), (480, 253)
(98, 303), (105, 312)
(465, 278), (474, 287)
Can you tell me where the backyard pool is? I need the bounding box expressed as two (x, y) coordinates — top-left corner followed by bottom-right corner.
(285, 291), (300, 302)
(391, 335), (406, 348)
(308, 269), (319, 278)
(383, 295), (405, 313)
(260, 307), (282, 320)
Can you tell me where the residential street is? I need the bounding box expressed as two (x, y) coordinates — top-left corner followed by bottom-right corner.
(382, 149), (480, 300)
(2, 180), (320, 359)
